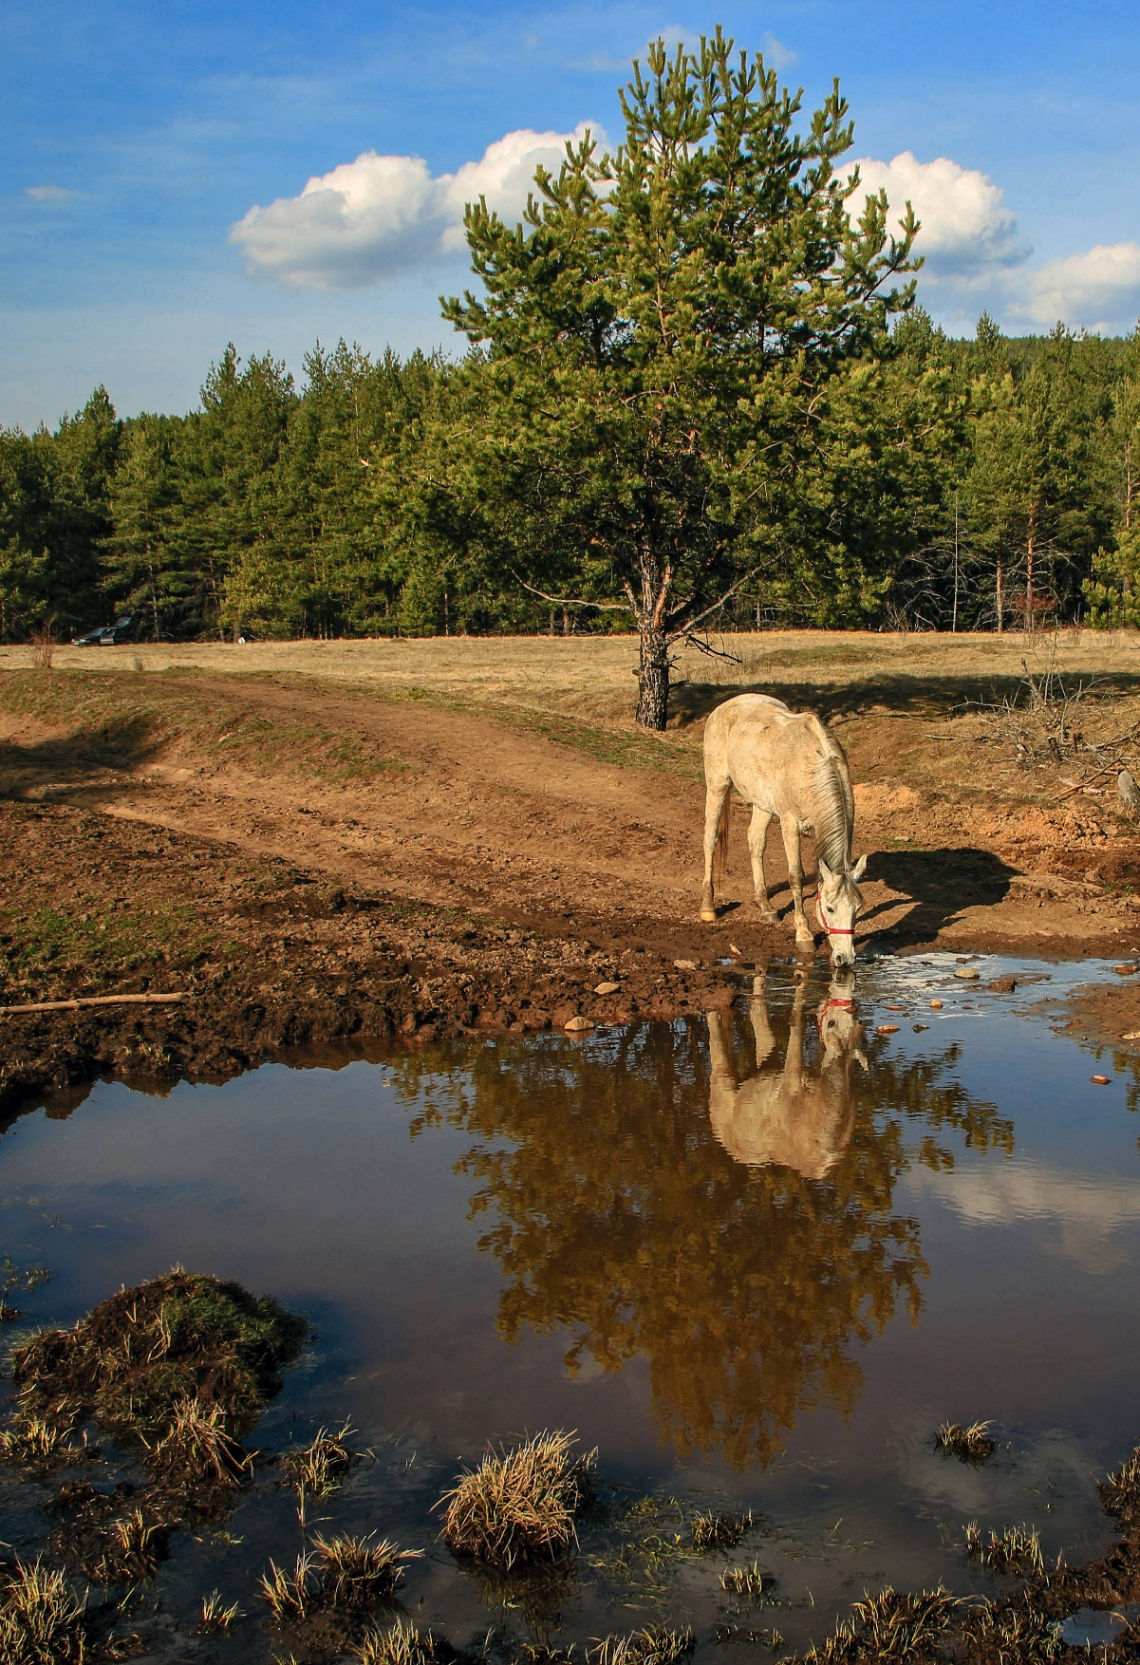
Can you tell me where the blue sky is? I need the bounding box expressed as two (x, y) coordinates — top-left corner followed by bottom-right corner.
(3, 0), (1139, 429)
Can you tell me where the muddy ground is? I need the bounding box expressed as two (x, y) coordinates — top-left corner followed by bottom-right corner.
(4, 633), (1140, 1107)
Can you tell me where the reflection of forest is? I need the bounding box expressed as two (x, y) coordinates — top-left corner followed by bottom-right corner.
(414, 975), (1015, 1469)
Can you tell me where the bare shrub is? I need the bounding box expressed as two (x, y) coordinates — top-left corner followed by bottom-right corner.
(28, 620), (56, 671)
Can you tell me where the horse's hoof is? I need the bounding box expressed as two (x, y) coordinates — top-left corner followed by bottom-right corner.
(699, 909), (717, 923)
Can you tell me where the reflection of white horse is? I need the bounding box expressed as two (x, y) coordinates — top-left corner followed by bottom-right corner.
(707, 971), (867, 1180)
(700, 694), (867, 967)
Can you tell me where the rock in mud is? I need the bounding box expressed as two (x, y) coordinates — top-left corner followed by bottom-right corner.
(564, 1015), (594, 1032)
(593, 982), (620, 995)
(954, 967), (981, 981)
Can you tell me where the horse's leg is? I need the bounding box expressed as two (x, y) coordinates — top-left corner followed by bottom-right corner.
(748, 970), (777, 1069)
(706, 1007), (739, 1149)
(780, 819), (816, 949)
(700, 777), (732, 922)
(747, 806), (778, 923)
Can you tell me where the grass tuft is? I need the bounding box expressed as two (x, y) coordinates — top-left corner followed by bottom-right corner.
(439, 1430), (595, 1569)
(934, 1420), (996, 1465)
(354, 1616), (452, 1665)
(964, 1522), (1044, 1576)
(89, 1505), (167, 1584)
(197, 1588), (242, 1633)
(0, 1556), (87, 1665)
(281, 1422), (357, 1501)
(801, 1586), (959, 1664)
(588, 1624), (696, 1665)
(260, 1553), (317, 1624)
(310, 1533), (422, 1610)
(691, 1509), (753, 1552)
(719, 1561), (774, 1602)
(1099, 1447), (1140, 1523)
(0, 1415), (93, 1471)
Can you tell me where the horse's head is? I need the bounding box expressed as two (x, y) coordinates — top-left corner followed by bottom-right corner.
(816, 854), (867, 969)
(817, 968), (868, 1070)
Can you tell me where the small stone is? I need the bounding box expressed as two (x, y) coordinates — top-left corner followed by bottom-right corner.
(1124, 1031), (1140, 1040)
(1114, 964), (1138, 976)
(673, 958), (697, 970)
(930, 999), (943, 1009)
(954, 967), (980, 981)
(594, 981), (620, 995)
(876, 1024), (900, 1035)
(1091, 1074), (1111, 1085)
(564, 1015), (594, 1032)
(883, 1004), (907, 1011)
(912, 1023), (929, 1032)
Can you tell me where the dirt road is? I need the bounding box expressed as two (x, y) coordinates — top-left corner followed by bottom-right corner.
(4, 630), (1140, 1106)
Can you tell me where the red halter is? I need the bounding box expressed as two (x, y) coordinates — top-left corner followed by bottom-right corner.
(810, 892), (855, 937)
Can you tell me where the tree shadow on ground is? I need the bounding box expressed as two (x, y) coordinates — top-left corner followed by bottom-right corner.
(668, 671), (1140, 728)
(861, 847), (1018, 949)
(0, 719), (161, 803)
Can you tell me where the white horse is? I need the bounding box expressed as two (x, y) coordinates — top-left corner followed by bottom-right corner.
(700, 693), (867, 967)
(707, 969), (867, 1180)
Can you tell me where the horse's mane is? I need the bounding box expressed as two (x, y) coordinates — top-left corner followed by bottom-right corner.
(810, 750), (852, 873)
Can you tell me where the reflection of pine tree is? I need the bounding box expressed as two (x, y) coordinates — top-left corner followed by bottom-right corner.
(403, 1015), (1012, 1471)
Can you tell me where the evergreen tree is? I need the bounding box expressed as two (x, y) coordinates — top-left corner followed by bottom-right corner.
(438, 28), (917, 725)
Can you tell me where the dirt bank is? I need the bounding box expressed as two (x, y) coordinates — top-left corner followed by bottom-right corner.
(5, 642), (1140, 1104)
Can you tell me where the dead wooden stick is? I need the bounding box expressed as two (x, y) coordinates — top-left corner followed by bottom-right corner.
(0, 992), (187, 1016)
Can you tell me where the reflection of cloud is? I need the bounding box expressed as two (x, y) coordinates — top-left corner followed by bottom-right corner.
(909, 1161), (1140, 1273)
(230, 121), (610, 289)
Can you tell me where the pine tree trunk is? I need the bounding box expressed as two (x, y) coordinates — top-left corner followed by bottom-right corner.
(996, 556), (1004, 634)
(636, 623), (670, 730)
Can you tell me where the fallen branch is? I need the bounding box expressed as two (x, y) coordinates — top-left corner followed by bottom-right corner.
(0, 992), (187, 1016)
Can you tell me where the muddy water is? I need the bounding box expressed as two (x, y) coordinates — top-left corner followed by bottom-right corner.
(3, 952), (1140, 1659)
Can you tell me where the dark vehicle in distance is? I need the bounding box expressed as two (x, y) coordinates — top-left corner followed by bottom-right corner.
(72, 616), (134, 646)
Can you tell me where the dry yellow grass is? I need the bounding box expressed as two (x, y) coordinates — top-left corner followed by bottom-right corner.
(6, 627), (1140, 733)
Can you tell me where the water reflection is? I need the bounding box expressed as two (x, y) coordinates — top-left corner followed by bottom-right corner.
(708, 970), (866, 1178)
(413, 969), (1016, 1469)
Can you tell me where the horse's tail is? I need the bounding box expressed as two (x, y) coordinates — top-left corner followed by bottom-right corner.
(712, 788), (732, 882)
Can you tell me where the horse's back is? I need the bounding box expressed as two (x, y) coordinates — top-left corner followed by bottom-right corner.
(704, 693), (833, 800)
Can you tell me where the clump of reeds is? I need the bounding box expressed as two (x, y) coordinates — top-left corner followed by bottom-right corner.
(146, 1391), (251, 1498)
(802, 1586), (959, 1664)
(691, 1509), (753, 1551)
(0, 1556), (87, 1665)
(720, 1561), (773, 1602)
(355, 1616), (450, 1665)
(964, 1522), (1044, 1576)
(934, 1421), (996, 1465)
(261, 1552), (317, 1624)
(281, 1422), (357, 1501)
(89, 1505), (167, 1584)
(197, 1589), (241, 1633)
(260, 1537), (421, 1622)
(1099, 1447), (1140, 1523)
(310, 1534), (422, 1610)
(0, 1415), (93, 1472)
(588, 1624), (695, 1665)
(439, 1430), (595, 1568)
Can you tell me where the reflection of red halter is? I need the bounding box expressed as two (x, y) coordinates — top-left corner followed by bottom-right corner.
(818, 995), (856, 1034)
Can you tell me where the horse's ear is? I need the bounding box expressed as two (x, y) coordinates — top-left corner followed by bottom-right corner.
(851, 854), (868, 883)
(818, 856), (834, 885)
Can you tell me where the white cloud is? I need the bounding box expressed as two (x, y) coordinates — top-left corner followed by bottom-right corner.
(844, 151), (1028, 276)
(1018, 241), (1140, 331)
(24, 184), (75, 203)
(230, 122), (609, 290)
(761, 30), (797, 69)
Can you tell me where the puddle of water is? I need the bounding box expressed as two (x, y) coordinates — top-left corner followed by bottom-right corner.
(2, 952), (1140, 1659)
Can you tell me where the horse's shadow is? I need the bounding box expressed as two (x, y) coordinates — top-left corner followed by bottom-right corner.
(861, 847), (1017, 948)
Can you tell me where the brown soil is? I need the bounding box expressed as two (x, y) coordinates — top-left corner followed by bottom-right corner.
(5, 635), (1140, 1105)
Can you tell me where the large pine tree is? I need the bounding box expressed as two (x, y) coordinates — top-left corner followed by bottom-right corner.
(440, 28), (918, 726)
